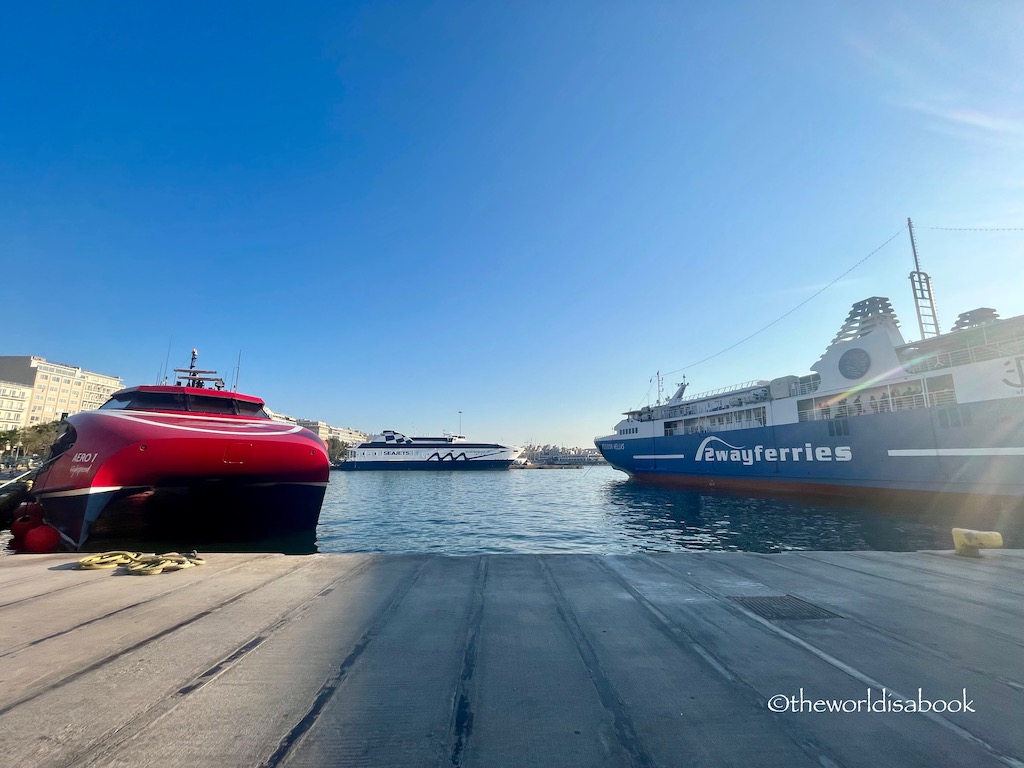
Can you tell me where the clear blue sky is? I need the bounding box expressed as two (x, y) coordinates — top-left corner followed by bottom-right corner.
(3, 2), (1022, 446)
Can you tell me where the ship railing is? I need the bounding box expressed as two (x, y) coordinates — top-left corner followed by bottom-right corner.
(795, 379), (821, 396)
(671, 380), (768, 403)
(902, 336), (1024, 374)
(796, 388), (958, 422)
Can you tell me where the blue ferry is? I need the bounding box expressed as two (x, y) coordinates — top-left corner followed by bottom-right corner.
(596, 254), (1024, 503)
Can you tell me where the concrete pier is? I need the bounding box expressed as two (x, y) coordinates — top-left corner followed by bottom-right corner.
(1, 550), (1023, 767)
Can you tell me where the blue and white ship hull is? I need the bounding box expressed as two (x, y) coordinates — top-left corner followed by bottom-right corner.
(597, 295), (1024, 503)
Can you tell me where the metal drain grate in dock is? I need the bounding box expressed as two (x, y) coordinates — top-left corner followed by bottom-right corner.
(730, 595), (840, 621)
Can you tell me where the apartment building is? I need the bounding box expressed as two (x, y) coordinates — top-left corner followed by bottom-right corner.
(0, 356), (123, 426)
(330, 425), (368, 446)
(0, 380), (33, 431)
(264, 407), (298, 424)
(296, 419), (367, 446)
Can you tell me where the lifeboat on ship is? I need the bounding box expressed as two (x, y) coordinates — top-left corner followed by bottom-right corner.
(29, 351), (330, 549)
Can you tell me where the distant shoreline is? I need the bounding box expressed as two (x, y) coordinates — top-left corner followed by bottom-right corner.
(512, 464), (588, 470)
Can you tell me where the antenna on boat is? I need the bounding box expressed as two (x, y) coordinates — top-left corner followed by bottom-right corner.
(655, 371), (664, 405)
(907, 217), (940, 339)
(232, 350), (242, 392)
(172, 348), (226, 390)
(157, 337), (173, 384)
(672, 375), (688, 401)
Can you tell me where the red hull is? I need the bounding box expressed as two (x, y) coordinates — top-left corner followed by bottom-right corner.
(32, 393), (330, 548)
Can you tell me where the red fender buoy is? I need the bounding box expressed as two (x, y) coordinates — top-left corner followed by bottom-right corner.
(23, 524), (61, 553)
(10, 514), (42, 540)
(24, 502), (45, 521)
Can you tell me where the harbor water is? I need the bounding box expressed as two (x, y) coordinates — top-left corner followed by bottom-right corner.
(4, 465), (1022, 555)
(315, 465), (1023, 555)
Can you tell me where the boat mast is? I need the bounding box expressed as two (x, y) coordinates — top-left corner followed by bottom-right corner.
(907, 217), (940, 339)
(173, 348), (226, 389)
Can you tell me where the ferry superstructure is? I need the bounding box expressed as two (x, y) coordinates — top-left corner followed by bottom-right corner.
(596, 242), (1024, 502)
(339, 430), (523, 470)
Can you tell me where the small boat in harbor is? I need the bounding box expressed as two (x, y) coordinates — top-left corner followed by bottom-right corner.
(29, 350), (330, 548)
(338, 430), (523, 470)
(596, 221), (1024, 503)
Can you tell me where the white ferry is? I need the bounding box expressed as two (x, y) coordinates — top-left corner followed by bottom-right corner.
(338, 430), (523, 470)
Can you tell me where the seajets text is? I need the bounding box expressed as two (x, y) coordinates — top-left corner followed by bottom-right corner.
(695, 437), (852, 465)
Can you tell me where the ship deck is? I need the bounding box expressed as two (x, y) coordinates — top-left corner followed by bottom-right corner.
(2, 549), (1023, 767)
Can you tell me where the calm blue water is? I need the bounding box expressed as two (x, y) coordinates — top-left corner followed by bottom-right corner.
(314, 466), (1024, 554)
(4, 466), (1022, 555)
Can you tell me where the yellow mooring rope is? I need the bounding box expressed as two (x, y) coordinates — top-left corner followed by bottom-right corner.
(77, 551), (206, 575)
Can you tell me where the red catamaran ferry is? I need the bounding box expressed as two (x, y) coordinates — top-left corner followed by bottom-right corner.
(31, 351), (330, 549)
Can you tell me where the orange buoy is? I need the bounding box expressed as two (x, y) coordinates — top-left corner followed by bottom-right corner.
(23, 524), (61, 553)
(10, 514), (42, 540)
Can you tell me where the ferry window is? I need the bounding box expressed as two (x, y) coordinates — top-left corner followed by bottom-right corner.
(235, 400), (269, 418)
(99, 394), (132, 409)
(187, 395), (237, 415)
(125, 392), (189, 411)
(926, 374), (954, 391)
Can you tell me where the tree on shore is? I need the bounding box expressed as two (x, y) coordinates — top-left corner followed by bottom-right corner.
(2, 421), (66, 462)
(326, 437), (349, 463)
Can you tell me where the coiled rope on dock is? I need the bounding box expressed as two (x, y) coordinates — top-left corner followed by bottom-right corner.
(76, 551), (206, 575)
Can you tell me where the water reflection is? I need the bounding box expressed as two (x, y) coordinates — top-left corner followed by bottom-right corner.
(601, 476), (1024, 553)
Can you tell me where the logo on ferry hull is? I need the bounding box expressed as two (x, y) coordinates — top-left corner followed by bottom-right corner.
(694, 436), (852, 465)
(1003, 356), (1024, 389)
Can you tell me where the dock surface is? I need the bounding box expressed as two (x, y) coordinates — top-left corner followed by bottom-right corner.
(2, 550), (1023, 767)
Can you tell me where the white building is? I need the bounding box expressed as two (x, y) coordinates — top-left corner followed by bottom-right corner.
(0, 356), (122, 426)
(0, 380), (33, 431)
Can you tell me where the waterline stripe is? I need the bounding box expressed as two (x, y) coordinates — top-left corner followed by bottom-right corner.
(34, 486), (131, 498)
(888, 448), (1024, 457)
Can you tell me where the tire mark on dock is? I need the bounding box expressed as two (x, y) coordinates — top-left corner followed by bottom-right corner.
(259, 556), (432, 768)
(649, 555), (1024, 768)
(782, 552), (1024, 651)
(702, 553), (1024, 694)
(0, 578), (98, 610)
(600, 557), (843, 768)
(445, 556), (486, 768)
(0, 555), (280, 658)
(65, 556), (380, 768)
(0, 557), (310, 719)
(537, 556), (656, 768)
(812, 551), (1024, 599)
